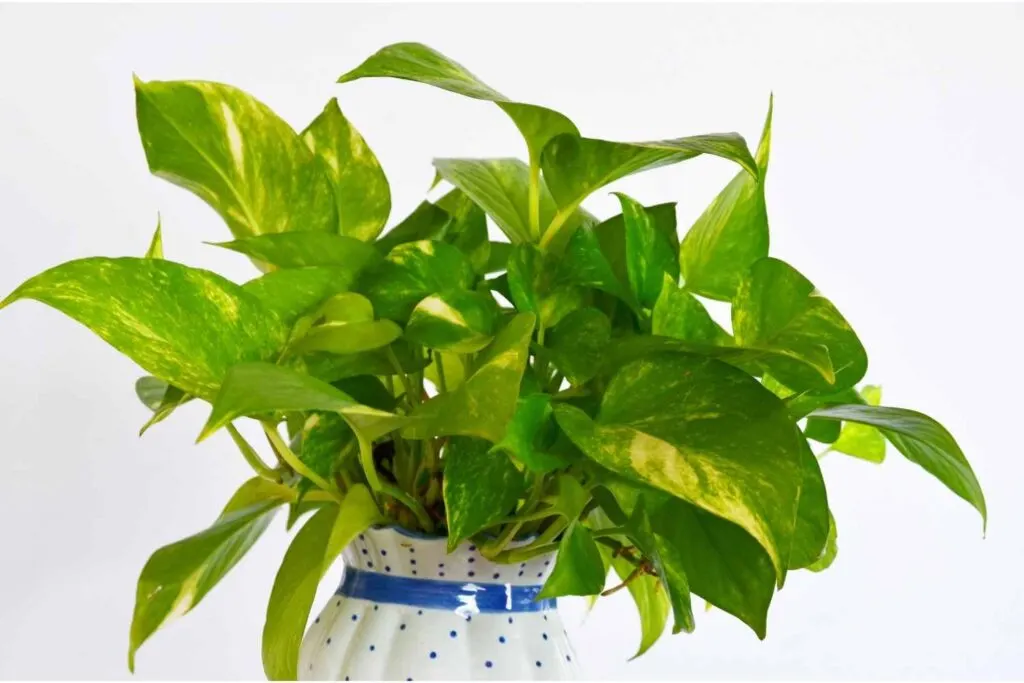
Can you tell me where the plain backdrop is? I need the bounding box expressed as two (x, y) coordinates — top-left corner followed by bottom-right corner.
(1, 2), (1022, 680)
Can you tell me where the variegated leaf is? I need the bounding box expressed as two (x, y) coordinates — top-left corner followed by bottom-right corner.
(358, 240), (475, 322)
(403, 313), (536, 442)
(135, 79), (336, 238)
(733, 257), (867, 392)
(405, 289), (499, 353)
(301, 98), (391, 241)
(0, 258), (288, 401)
(287, 320), (402, 356)
(615, 193), (679, 309)
(129, 477), (292, 671)
(652, 277), (731, 345)
(443, 436), (525, 550)
(830, 385), (886, 462)
(553, 354), (805, 582)
(211, 232), (381, 270)
(680, 96), (773, 301)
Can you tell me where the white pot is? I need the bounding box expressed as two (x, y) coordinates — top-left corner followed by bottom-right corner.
(300, 527), (580, 680)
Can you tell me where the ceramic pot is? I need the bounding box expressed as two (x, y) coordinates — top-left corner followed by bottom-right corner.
(299, 527), (580, 680)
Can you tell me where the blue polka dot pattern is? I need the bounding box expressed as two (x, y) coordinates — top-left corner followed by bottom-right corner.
(299, 527), (578, 680)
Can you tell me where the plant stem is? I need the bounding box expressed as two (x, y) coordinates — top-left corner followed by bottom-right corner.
(528, 157), (541, 240)
(261, 421), (340, 500)
(601, 564), (644, 597)
(435, 352), (448, 394)
(387, 346), (418, 407)
(225, 423), (279, 482)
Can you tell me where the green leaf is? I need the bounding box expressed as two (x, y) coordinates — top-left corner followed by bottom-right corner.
(652, 276), (730, 344)
(615, 193), (679, 309)
(297, 412), (354, 490)
(558, 216), (637, 311)
(338, 42), (578, 163)
(537, 521), (606, 598)
(804, 417), (841, 444)
(134, 78), (336, 239)
(617, 496), (695, 636)
(507, 244), (584, 328)
(317, 292), (375, 323)
(129, 477), (291, 671)
(300, 98), (390, 241)
(612, 553), (668, 658)
(733, 257), (867, 392)
(545, 307), (611, 385)
(649, 497), (776, 639)
(375, 201), (452, 254)
(554, 354), (805, 582)
(287, 319), (402, 356)
(145, 216), (164, 259)
(405, 290), (498, 353)
(789, 440), (830, 569)
(403, 313), (536, 441)
(359, 240), (475, 322)
(485, 242), (513, 274)
(242, 266), (362, 327)
(680, 96), (772, 300)
(211, 233), (381, 270)
(199, 361), (407, 442)
(433, 158), (554, 243)
(437, 189), (491, 274)
(491, 394), (577, 474)
(443, 436), (525, 550)
(262, 485), (383, 680)
(830, 385), (886, 462)
(1, 257), (287, 401)
(807, 513), (839, 572)
(135, 376), (191, 435)
(299, 340), (428, 383)
(808, 404), (987, 526)
(540, 132), (757, 249)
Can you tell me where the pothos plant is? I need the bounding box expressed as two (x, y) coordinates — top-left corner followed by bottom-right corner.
(1, 43), (986, 678)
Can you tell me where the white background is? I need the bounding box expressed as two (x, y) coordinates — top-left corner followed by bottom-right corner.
(1, 3), (1022, 679)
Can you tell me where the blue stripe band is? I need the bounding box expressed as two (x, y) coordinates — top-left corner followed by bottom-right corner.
(337, 568), (557, 614)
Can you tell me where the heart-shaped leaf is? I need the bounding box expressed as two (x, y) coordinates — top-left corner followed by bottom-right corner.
(338, 42), (578, 165)
(405, 289), (499, 353)
(262, 485), (382, 680)
(301, 98), (390, 241)
(287, 319), (402, 356)
(680, 96), (772, 300)
(443, 436), (525, 550)
(199, 361), (407, 442)
(554, 354), (805, 582)
(129, 477), (292, 671)
(537, 521), (606, 599)
(733, 257), (867, 392)
(491, 393), (577, 474)
(211, 232), (381, 270)
(359, 240), (475, 322)
(242, 266), (363, 327)
(650, 496), (776, 639)
(545, 307), (612, 385)
(1, 257), (288, 401)
(375, 201), (452, 255)
(652, 277), (730, 344)
(615, 193), (679, 309)
(433, 158), (555, 243)
(403, 313), (536, 442)
(808, 404), (986, 525)
(135, 78), (336, 239)
(507, 244), (585, 328)
(540, 132), (757, 249)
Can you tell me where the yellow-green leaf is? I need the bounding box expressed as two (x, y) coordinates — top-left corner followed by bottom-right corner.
(830, 385), (886, 462)
(301, 98), (391, 241)
(0, 257), (288, 401)
(405, 289), (498, 353)
(135, 78), (336, 239)
(262, 485), (383, 680)
(129, 477), (292, 671)
(537, 521), (606, 599)
(443, 436), (525, 550)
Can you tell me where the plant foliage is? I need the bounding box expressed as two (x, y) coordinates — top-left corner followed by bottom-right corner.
(1, 42), (985, 677)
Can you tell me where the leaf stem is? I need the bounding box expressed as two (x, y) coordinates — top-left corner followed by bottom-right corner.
(435, 352), (448, 394)
(601, 564), (644, 597)
(225, 423), (279, 482)
(261, 421), (340, 500)
(387, 346), (418, 407)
